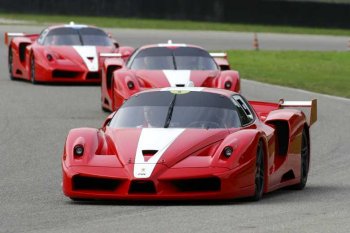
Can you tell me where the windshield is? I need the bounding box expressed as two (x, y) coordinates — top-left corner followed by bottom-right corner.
(42, 27), (113, 46)
(109, 91), (240, 129)
(128, 47), (218, 70)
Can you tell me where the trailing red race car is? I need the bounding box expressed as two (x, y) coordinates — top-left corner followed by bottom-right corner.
(100, 41), (240, 111)
(5, 22), (133, 84)
(62, 87), (317, 201)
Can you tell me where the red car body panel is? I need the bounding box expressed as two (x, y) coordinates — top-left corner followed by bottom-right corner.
(5, 25), (133, 84)
(101, 44), (240, 111)
(62, 88), (317, 201)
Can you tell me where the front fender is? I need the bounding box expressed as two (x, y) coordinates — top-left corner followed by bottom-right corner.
(112, 71), (141, 109)
(217, 70), (240, 92)
(213, 129), (263, 170)
(63, 128), (100, 167)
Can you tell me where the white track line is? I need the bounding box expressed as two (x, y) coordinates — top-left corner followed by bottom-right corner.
(243, 79), (350, 102)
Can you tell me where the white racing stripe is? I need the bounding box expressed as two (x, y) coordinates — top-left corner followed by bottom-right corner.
(73, 46), (98, 72)
(163, 70), (193, 87)
(134, 128), (185, 178)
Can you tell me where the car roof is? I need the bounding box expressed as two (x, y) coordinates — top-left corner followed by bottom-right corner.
(46, 22), (98, 31)
(139, 87), (237, 98)
(139, 40), (204, 50)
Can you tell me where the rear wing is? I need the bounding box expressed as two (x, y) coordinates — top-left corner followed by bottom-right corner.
(280, 99), (317, 126)
(210, 53), (230, 70)
(4, 32), (39, 46)
(4, 32), (25, 45)
(210, 52), (227, 58)
(99, 53), (122, 58)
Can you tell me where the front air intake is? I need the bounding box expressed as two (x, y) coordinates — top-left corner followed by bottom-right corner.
(86, 72), (100, 79)
(52, 70), (79, 78)
(172, 177), (221, 192)
(129, 180), (156, 194)
(72, 176), (120, 191)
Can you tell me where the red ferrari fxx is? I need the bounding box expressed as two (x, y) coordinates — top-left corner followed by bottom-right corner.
(5, 22), (133, 84)
(62, 87), (317, 201)
(100, 41), (240, 111)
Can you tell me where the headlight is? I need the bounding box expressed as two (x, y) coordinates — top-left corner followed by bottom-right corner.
(222, 146), (233, 158)
(127, 81), (135, 90)
(74, 145), (84, 156)
(224, 81), (232, 89)
(46, 54), (54, 61)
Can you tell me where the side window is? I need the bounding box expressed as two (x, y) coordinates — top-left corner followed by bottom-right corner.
(232, 95), (254, 126)
(37, 29), (49, 45)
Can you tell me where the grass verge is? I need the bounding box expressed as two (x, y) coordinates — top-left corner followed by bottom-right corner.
(228, 50), (350, 98)
(1, 12), (350, 36)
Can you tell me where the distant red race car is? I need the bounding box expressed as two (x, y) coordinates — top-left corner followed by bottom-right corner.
(5, 22), (133, 84)
(62, 87), (317, 201)
(100, 41), (240, 111)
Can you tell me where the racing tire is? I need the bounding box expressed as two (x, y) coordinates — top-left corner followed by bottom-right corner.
(30, 54), (38, 84)
(291, 129), (309, 190)
(250, 141), (265, 201)
(8, 47), (14, 80)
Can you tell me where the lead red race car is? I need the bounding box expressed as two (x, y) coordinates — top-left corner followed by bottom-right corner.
(62, 87), (317, 201)
(100, 41), (240, 112)
(5, 22), (133, 84)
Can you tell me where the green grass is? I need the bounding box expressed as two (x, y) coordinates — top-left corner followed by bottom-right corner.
(228, 50), (350, 98)
(1, 12), (350, 36)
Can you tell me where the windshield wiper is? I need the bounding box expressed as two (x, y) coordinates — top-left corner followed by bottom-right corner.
(164, 94), (177, 128)
(171, 51), (177, 70)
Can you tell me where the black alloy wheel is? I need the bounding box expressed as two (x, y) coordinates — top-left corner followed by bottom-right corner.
(8, 47), (14, 80)
(292, 129), (310, 190)
(251, 141), (265, 201)
(30, 54), (37, 84)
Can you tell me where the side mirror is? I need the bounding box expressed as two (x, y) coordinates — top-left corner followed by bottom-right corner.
(101, 112), (115, 129)
(114, 42), (120, 49)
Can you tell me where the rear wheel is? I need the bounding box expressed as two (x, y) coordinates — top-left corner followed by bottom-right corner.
(250, 141), (265, 201)
(30, 54), (38, 84)
(292, 129), (309, 190)
(8, 47), (14, 80)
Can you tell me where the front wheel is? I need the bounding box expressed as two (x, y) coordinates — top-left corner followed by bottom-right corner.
(250, 141), (265, 201)
(30, 55), (38, 84)
(8, 47), (14, 80)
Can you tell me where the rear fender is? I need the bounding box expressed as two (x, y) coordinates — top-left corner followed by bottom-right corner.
(217, 70), (240, 92)
(103, 58), (124, 90)
(265, 109), (306, 156)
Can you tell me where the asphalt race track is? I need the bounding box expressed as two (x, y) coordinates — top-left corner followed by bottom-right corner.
(1, 25), (350, 233)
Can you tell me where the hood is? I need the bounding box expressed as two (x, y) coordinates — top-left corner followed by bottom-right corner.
(47, 45), (115, 71)
(105, 127), (229, 178)
(134, 70), (220, 88)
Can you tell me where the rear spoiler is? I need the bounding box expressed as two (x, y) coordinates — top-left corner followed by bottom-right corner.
(279, 99), (317, 126)
(4, 32), (25, 45)
(210, 52), (227, 58)
(99, 53), (122, 58)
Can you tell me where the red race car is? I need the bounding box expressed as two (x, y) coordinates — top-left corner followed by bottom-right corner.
(100, 41), (240, 112)
(5, 22), (133, 84)
(62, 87), (317, 201)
